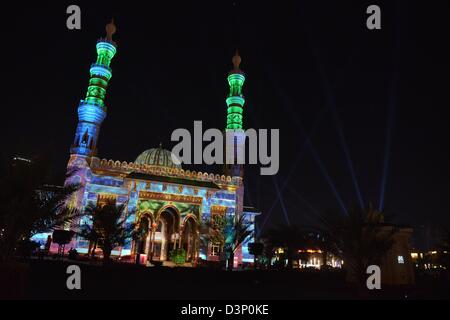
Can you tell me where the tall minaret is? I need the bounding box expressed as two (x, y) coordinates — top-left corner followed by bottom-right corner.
(223, 51), (247, 269)
(70, 20), (117, 158)
(66, 20), (118, 212)
(224, 50), (246, 178)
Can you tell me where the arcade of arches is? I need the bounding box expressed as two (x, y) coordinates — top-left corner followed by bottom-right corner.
(134, 207), (199, 262)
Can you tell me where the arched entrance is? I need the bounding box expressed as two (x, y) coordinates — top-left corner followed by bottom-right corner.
(136, 215), (151, 249)
(133, 214), (153, 264)
(152, 207), (179, 261)
(181, 217), (198, 261)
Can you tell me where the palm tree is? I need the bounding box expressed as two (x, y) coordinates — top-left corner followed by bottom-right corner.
(200, 213), (227, 252)
(78, 200), (135, 263)
(0, 155), (80, 262)
(315, 205), (394, 284)
(31, 185), (81, 235)
(201, 212), (253, 270)
(224, 213), (254, 270)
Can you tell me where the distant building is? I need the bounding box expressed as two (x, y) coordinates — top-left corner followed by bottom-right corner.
(10, 156), (32, 166)
(378, 224), (415, 286)
(267, 223), (415, 287)
(410, 248), (449, 277)
(296, 249), (343, 269)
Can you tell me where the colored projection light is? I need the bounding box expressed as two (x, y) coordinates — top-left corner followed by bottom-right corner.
(70, 21), (117, 157)
(226, 52), (246, 130)
(84, 41), (117, 108)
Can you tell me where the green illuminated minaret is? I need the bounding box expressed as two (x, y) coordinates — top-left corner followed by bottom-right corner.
(226, 51), (246, 130)
(224, 51), (246, 178)
(224, 51), (246, 239)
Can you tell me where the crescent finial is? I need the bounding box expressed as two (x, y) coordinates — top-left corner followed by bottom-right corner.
(106, 18), (116, 41)
(232, 49), (241, 70)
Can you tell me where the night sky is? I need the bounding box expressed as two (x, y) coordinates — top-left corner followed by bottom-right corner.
(2, 1), (449, 247)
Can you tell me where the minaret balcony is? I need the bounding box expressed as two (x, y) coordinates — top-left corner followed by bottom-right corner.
(96, 40), (117, 56)
(227, 73), (246, 83)
(70, 146), (90, 157)
(226, 96), (245, 107)
(97, 38), (117, 47)
(78, 100), (107, 123)
(90, 64), (112, 79)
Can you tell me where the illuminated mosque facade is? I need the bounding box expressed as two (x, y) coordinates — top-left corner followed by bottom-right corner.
(63, 21), (259, 266)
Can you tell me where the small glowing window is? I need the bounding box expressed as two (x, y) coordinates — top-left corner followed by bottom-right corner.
(397, 256), (405, 264)
(211, 244), (221, 256)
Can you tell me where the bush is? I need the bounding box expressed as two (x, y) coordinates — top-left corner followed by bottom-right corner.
(169, 248), (186, 265)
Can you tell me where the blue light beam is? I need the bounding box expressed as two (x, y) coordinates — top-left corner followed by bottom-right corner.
(272, 175), (291, 226)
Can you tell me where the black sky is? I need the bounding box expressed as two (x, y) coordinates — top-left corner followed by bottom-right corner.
(2, 1), (449, 246)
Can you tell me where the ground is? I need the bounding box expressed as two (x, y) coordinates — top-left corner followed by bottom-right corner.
(1, 260), (449, 299)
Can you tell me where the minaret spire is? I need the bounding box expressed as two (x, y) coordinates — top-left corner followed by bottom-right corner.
(70, 20), (118, 157)
(232, 49), (241, 70)
(106, 18), (116, 42)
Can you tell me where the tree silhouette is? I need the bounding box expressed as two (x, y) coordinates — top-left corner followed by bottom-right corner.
(78, 200), (135, 263)
(0, 155), (79, 262)
(315, 205), (394, 284)
(224, 213), (254, 270)
(201, 212), (253, 270)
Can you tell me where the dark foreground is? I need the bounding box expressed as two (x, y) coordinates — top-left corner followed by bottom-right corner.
(1, 260), (449, 299)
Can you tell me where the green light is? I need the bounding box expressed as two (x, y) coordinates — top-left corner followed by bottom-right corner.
(227, 106), (243, 114)
(96, 42), (117, 68)
(89, 78), (108, 88)
(83, 41), (117, 111)
(226, 72), (245, 130)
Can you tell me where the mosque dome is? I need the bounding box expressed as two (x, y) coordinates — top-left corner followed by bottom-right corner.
(135, 145), (182, 169)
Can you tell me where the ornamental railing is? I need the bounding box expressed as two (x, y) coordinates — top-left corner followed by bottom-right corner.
(89, 157), (243, 187)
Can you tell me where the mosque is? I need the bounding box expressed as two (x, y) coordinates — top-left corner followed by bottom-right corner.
(62, 20), (260, 266)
